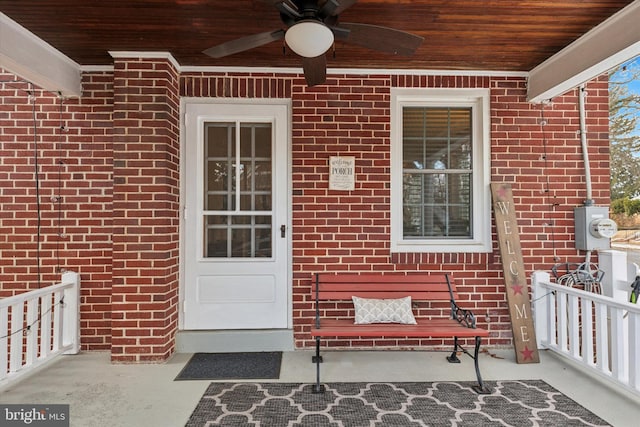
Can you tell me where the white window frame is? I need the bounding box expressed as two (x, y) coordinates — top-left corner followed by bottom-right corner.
(390, 88), (492, 253)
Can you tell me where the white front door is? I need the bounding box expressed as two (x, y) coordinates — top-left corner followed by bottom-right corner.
(183, 101), (290, 330)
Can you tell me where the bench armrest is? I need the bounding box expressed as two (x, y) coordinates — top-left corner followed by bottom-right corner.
(444, 274), (478, 328)
(451, 301), (478, 328)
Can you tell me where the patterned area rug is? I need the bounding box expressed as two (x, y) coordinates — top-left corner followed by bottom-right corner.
(185, 380), (610, 426)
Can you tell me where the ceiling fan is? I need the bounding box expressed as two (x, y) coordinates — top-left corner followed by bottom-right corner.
(203, 0), (424, 86)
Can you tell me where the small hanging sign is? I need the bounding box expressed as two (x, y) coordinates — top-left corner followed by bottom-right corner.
(329, 156), (355, 191)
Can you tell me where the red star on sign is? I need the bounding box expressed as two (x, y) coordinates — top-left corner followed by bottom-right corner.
(511, 284), (524, 296)
(496, 185), (509, 199)
(520, 346), (535, 361)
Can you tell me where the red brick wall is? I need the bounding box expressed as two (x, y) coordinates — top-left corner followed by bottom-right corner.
(181, 72), (610, 350)
(0, 69), (114, 351)
(1, 64), (609, 359)
(111, 58), (180, 362)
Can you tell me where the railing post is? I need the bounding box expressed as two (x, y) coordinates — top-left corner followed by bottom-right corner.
(599, 250), (629, 381)
(628, 262), (640, 285)
(62, 271), (80, 355)
(531, 271), (550, 349)
(630, 311), (640, 391)
(598, 250), (629, 299)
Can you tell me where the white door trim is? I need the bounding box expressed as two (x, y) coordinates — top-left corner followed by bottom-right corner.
(178, 97), (292, 331)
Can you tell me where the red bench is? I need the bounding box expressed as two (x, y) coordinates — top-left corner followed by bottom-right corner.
(310, 272), (491, 394)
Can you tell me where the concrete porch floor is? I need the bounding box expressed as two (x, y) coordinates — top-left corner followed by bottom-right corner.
(1, 349), (638, 427)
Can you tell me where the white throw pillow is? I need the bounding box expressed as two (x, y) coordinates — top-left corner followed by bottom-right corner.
(352, 296), (417, 325)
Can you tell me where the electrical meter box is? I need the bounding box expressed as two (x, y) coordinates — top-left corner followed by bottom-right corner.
(574, 206), (618, 250)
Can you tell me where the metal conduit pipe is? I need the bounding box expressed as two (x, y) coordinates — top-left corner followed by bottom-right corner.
(578, 85), (594, 270)
(578, 84), (594, 206)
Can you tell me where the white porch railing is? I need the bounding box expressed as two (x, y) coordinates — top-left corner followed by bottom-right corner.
(0, 271), (80, 388)
(532, 270), (640, 397)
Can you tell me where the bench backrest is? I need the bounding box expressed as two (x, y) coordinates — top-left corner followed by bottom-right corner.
(313, 273), (457, 301)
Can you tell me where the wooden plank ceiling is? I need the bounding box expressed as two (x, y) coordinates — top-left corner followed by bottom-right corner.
(0, 0), (634, 71)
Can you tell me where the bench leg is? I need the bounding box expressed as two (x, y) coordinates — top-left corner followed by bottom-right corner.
(471, 336), (491, 394)
(446, 336), (461, 363)
(311, 336), (323, 364)
(312, 337), (325, 393)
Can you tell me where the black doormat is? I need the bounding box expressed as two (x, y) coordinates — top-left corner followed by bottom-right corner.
(175, 352), (282, 381)
(185, 380), (611, 426)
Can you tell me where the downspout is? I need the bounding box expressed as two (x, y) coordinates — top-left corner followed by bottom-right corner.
(578, 84), (593, 266)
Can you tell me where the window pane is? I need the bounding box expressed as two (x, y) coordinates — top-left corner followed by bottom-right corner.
(231, 228), (251, 257)
(254, 126), (272, 158)
(403, 107), (425, 169)
(402, 105), (473, 240)
(204, 215), (272, 258)
(240, 125), (252, 157)
(206, 161), (229, 191)
(207, 194), (230, 211)
(255, 228), (272, 258)
(239, 161), (251, 192)
(238, 124), (272, 211)
(449, 108), (472, 170)
(205, 123), (235, 211)
(403, 108), (425, 138)
(206, 124), (233, 157)
(205, 216), (228, 258)
(254, 161), (272, 191)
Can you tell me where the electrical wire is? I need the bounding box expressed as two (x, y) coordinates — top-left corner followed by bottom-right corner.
(2, 79), (64, 287)
(29, 84), (43, 289)
(539, 103), (561, 263)
(531, 290), (556, 303)
(0, 296), (66, 340)
(56, 93), (65, 273)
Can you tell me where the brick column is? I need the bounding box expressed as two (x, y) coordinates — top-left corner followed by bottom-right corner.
(111, 56), (180, 362)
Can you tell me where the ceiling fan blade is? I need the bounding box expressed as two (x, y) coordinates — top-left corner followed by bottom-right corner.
(320, 0), (358, 16)
(265, 0), (301, 19)
(203, 29), (285, 58)
(302, 55), (327, 87)
(337, 22), (423, 56)
(321, 0), (357, 17)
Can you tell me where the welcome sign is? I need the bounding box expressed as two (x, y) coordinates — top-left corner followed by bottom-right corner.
(491, 183), (540, 364)
(329, 156), (355, 191)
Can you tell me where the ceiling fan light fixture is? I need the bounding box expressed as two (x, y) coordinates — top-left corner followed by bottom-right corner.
(285, 20), (334, 58)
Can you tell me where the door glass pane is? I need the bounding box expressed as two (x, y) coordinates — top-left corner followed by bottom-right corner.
(203, 122), (274, 258)
(205, 123), (235, 211)
(231, 228), (251, 257)
(207, 125), (232, 157)
(206, 224), (228, 258)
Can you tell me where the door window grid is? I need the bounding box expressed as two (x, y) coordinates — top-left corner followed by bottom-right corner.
(203, 122), (273, 258)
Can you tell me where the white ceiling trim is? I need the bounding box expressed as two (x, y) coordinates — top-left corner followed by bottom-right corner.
(527, 0), (640, 103)
(178, 65), (528, 78)
(83, 61), (529, 78)
(0, 12), (81, 97)
(109, 51), (181, 71)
